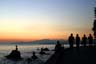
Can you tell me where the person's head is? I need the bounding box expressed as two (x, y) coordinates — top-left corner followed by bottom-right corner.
(16, 45), (18, 51)
(57, 40), (60, 44)
(33, 51), (35, 55)
(89, 34), (92, 36)
(84, 34), (86, 37)
(76, 34), (79, 37)
(71, 33), (73, 36)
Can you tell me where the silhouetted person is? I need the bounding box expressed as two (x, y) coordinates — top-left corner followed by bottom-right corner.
(68, 33), (74, 49)
(55, 40), (62, 52)
(39, 48), (46, 55)
(31, 51), (38, 60)
(88, 34), (93, 46)
(5, 45), (22, 61)
(27, 58), (32, 64)
(82, 34), (87, 47)
(16, 45), (18, 51)
(76, 34), (80, 48)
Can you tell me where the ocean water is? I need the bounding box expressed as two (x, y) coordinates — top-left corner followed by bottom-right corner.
(0, 44), (70, 57)
(0, 44), (70, 64)
(0, 44), (54, 64)
(0, 44), (54, 57)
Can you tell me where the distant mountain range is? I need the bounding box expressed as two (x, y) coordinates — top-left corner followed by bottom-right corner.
(29, 39), (68, 44)
(0, 39), (68, 45)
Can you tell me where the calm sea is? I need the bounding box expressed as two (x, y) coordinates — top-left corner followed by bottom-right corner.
(0, 44), (69, 58)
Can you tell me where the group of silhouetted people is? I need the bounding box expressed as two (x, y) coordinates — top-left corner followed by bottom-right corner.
(68, 33), (94, 49)
(5, 33), (94, 61)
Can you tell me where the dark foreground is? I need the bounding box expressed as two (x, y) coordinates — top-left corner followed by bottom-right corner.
(45, 46), (96, 64)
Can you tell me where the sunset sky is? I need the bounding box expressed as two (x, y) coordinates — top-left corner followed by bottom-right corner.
(0, 0), (95, 41)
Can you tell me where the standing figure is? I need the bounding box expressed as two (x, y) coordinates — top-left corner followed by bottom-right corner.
(88, 34), (93, 46)
(55, 40), (62, 52)
(16, 45), (18, 51)
(32, 51), (38, 60)
(5, 45), (22, 61)
(39, 48), (46, 55)
(68, 33), (75, 49)
(82, 34), (87, 47)
(76, 34), (80, 48)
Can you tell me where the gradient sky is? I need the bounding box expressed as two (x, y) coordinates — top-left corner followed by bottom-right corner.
(0, 0), (95, 41)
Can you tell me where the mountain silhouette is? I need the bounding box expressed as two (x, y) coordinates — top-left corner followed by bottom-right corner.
(0, 39), (67, 45)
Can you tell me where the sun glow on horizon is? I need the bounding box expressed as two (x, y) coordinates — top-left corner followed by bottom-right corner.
(0, 0), (95, 42)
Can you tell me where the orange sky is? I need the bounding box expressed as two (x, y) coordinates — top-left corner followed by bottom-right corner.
(0, 28), (93, 41)
(0, 0), (95, 42)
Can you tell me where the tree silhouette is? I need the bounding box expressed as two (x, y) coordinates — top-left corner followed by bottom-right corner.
(92, 7), (96, 38)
